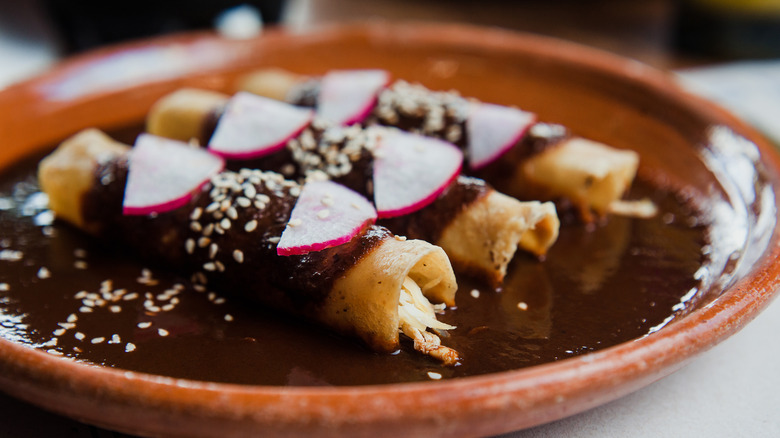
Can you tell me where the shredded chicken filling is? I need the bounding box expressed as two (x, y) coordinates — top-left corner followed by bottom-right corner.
(398, 276), (459, 366)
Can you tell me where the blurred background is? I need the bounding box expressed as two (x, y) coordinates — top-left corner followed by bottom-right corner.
(0, 1), (779, 437)
(3, 0), (780, 85)
(4, 0), (780, 142)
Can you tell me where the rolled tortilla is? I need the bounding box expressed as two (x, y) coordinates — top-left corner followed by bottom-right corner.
(146, 89), (560, 285)
(237, 69), (641, 221)
(38, 129), (459, 363)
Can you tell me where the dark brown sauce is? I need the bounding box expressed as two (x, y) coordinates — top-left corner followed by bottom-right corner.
(0, 144), (709, 386)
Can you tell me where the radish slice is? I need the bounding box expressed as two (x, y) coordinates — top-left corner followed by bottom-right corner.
(318, 69), (390, 126)
(373, 131), (463, 218)
(124, 134), (224, 215)
(208, 92), (313, 159)
(467, 102), (536, 169)
(277, 180), (377, 256)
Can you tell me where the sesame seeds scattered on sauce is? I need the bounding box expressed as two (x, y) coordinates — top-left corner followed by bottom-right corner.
(28, 263), (236, 358)
(287, 122), (380, 181)
(373, 80), (469, 143)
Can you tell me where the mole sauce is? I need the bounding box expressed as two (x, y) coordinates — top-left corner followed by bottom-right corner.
(0, 137), (709, 386)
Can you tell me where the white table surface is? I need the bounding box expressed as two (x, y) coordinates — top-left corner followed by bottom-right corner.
(1, 2), (779, 437)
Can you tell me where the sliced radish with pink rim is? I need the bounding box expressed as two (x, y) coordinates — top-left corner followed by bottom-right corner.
(467, 102), (536, 169)
(318, 69), (390, 126)
(277, 180), (377, 256)
(208, 92), (313, 159)
(123, 134), (225, 215)
(373, 131), (463, 218)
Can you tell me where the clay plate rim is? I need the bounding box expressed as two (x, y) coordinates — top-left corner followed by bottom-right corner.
(0, 22), (779, 437)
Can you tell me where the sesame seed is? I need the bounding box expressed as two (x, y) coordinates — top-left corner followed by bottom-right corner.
(74, 290), (87, 299)
(203, 262), (216, 271)
(123, 292), (139, 301)
(209, 243), (219, 259)
(73, 248), (87, 258)
(37, 267), (51, 279)
(125, 343), (136, 353)
(203, 223), (215, 236)
(470, 289), (480, 298)
(427, 372), (443, 380)
(66, 314), (77, 323)
(233, 249), (244, 263)
(215, 261), (225, 272)
(394, 235), (407, 241)
(244, 220), (258, 232)
(74, 332), (85, 341)
(192, 272), (207, 285)
(224, 314), (234, 322)
(79, 306), (93, 313)
(158, 328), (169, 337)
(517, 302), (529, 311)
(161, 304), (175, 312)
(227, 207), (238, 220)
(0, 249), (23, 261)
(220, 218), (232, 230)
(0, 283), (9, 291)
(236, 197), (251, 207)
(110, 305), (122, 313)
(57, 322), (75, 329)
(109, 334), (121, 344)
(74, 260), (88, 269)
(213, 297), (226, 305)
(267, 236), (281, 244)
(220, 199), (231, 212)
(185, 238), (195, 254)
(53, 328), (66, 336)
(190, 221), (203, 232)
(46, 349), (62, 356)
(205, 202), (220, 213)
(137, 322), (152, 329)
(198, 237), (211, 248)
(288, 218), (302, 227)
(91, 337), (105, 344)
(190, 207), (203, 220)
(317, 209), (330, 220)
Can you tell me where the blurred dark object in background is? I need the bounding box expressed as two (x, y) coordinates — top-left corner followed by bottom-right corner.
(674, 0), (780, 59)
(42, 0), (286, 53)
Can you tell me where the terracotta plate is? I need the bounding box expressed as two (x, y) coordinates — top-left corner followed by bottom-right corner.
(0, 22), (779, 437)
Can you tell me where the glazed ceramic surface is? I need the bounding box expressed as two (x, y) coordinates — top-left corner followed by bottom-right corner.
(0, 22), (778, 437)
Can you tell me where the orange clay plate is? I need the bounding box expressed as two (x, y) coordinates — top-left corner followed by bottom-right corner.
(0, 22), (779, 438)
